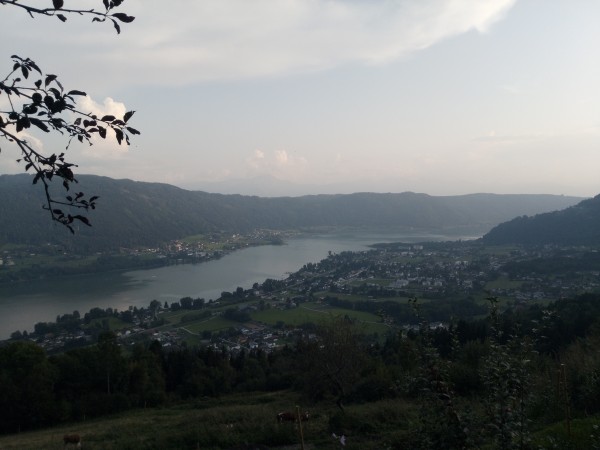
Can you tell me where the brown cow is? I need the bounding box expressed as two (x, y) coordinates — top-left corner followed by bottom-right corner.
(63, 434), (81, 448)
(276, 411), (310, 423)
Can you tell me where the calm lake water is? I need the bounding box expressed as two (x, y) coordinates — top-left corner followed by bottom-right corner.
(0, 231), (477, 339)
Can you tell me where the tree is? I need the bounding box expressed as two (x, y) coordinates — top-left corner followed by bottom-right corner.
(97, 330), (126, 395)
(302, 315), (367, 411)
(0, 341), (59, 432)
(0, 0), (138, 232)
(481, 297), (534, 450)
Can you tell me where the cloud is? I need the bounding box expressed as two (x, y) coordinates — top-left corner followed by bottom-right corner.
(275, 150), (289, 165)
(2, 0), (517, 86)
(78, 96), (127, 120)
(245, 149), (308, 179)
(0, 94), (131, 180)
(246, 149), (266, 169)
(72, 96), (131, 158)
(129, 0), (517, 84)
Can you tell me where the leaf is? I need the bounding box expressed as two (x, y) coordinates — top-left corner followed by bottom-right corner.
(126, 126), (140, 135)
(45, 74), (57, 87)
(30, 118), (49, 132)
(67, 90), (86, 96)
(21, 66), (29, 79)
(112, 19), (121, 34)
(103, 0), (110, 9)
(48, 87), (61, 98)
(123, 110), (135, 123)
(52, 0), (64, 9)
(74, 215), (92, 227)
(16, 117), (30, 132)
(115, 128), (123, 145)
(101, 115), (115, 122)
(97, 126), (107, 139)
(28, 61), (42, 74)
(112, 13), (135, 23)
(57, 14), (67, 22)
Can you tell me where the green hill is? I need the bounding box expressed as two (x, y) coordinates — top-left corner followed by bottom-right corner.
(0, 174), (583, 251)
(483, 194), (600, 245)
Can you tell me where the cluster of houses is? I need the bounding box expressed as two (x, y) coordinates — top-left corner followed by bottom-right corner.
(7, 240), (600, 354)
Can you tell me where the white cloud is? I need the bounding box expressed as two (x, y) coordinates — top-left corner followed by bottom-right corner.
(245, 148), (308, 180)
(275, 150), (289, 165)
(72, 96), (131, 158)
(78, 96), (127, 120)
(128, 0), (517, 84)
(246, 149), (265, 169)
(2, 0), (517, 86)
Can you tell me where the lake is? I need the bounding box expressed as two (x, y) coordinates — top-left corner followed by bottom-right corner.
(0, 231), (477, 339)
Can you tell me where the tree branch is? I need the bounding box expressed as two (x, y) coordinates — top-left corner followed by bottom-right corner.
(0, 1), (138, 232)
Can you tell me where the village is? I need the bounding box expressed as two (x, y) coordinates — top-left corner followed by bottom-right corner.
(8, 239), (600, 354)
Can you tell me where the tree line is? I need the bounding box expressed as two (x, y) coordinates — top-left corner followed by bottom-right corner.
(2, 293), (600, 447)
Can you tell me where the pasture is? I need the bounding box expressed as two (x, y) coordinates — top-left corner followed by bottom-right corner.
(0, 392), (420, 450)
(252, 302), (378, 323)
(3, 389), (595, 449)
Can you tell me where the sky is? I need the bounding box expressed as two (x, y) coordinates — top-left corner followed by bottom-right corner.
(1, 0), (599, 197)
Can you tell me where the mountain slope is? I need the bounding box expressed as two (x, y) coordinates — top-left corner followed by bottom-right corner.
(483, 194), (600, 245)
(0, 174), (584, 251)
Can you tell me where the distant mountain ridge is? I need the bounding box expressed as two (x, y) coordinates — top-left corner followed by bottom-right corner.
(0, 174), (584, 251)
(483, 194), (600, 246)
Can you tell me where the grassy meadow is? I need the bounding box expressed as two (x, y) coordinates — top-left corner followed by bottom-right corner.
(1, 391), (598, 450)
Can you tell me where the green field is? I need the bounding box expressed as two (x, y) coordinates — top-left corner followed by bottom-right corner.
(180, 316), (237, 333)
(251, 302), (390, 335)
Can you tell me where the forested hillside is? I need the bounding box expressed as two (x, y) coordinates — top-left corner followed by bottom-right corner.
(483, 194), (600, 245)
(0, 174), (583, 251)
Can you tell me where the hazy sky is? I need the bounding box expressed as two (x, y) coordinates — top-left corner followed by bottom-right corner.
(1, 0), (599, 196)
